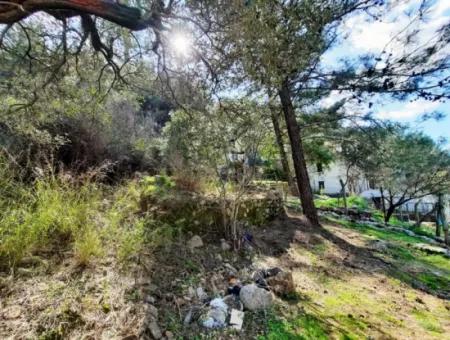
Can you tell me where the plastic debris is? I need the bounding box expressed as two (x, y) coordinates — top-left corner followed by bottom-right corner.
(229, 309), (245, 330)
(200, 298), (228, 329)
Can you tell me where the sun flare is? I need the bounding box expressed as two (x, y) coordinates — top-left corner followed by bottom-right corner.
(170, 32), (191, 57)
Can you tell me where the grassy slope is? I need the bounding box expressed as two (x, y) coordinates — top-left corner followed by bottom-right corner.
(2, 182), (449, 339)
(261, 215), (450, 340)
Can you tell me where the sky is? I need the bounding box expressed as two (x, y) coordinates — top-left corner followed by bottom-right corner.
(321, 0), (450, 143)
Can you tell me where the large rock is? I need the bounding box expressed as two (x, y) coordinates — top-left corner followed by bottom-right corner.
(266, 271), (295, 297)
(239, 284), (273, 311)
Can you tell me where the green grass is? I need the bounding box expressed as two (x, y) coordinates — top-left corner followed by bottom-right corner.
(326, 216), (450, 295)
(261, 313), (328, 340)
(315, 195), (368, 211)
(0, 178), (102, 268)
(412, 310), (444, 334)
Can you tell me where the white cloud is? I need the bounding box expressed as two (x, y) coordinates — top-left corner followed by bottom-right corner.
(376, 100), (440, 120)
(343, 0), (450, 55)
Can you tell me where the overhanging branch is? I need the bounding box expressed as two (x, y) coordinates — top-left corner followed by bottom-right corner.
(0, 0), (162, 31)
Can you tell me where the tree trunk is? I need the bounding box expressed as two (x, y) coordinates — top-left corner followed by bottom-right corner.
(339, 178), (348, 215)
(414, 200), (421, 227)
(384, 204), (396, 223)
(436, 194), (444, 237)
(380, 187), (387, 224)
(278, 79), (320, 226)
(270, 109), (298, 196)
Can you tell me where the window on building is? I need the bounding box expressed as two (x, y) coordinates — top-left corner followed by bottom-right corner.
(317, 163), (323, 173)
(318, 181), (325, 191)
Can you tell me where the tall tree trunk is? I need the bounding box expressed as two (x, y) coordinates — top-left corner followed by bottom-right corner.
(380, 187), (387, 224)
(270, 109), (298, 196)
(339, 178), (348, 215)
(414, 200), (421, 227)
(436, 193), (444, 237)
(278, 79), (320, 226)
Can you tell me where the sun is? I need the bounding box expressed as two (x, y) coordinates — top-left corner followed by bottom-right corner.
(170, 32), (192, 57)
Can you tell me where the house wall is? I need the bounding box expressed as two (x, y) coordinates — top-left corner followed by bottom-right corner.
(308, 161), (370, 195)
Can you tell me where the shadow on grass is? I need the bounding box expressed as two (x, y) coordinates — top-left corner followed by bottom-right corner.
(253, 212), (450, 300)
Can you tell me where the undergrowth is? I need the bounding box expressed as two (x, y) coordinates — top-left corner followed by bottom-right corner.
(0, 176), (102, 269)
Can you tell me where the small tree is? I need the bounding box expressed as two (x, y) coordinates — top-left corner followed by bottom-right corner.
(163, 100), (270, 243)
(342, 126), (450, 223)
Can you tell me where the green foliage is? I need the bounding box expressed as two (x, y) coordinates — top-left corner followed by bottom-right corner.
(0, 176), (101, 268)
(141, 175), (175, 196)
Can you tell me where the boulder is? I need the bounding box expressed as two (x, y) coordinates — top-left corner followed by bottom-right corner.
(187, 235), (203, 250)
(266, 271), (295, 296)
(239, 284), (273, 311)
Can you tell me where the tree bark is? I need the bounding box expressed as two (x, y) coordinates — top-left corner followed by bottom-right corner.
(270, 109), (298, 196)
(0, 1), (159, 30)
(384, 204), (396, 223)
(278, 79), (320, 226)
(339, 178), (348, 215)
(380, 186), (387, 224)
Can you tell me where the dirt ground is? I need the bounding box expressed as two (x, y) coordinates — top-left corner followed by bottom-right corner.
(1, 210), (449, 339)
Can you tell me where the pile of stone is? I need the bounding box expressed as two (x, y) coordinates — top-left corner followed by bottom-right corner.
(183, 265), (295, 331)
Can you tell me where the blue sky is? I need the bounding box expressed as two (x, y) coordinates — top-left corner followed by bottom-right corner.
(321, 0), (450, 143)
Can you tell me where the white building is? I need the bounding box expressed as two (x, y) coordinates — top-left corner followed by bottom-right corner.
(308, 161), (437, 214)
(308, 161), (371, 196)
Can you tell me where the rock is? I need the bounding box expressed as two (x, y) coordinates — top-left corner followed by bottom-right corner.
(239, 284), (273, 311)
(224, 263), (238, 274)
(368, 239), (390, 253)
(223, 294), (243, 311)
(220, 239), (231, 251)
(187, 235), (203, 250)
(187, 286), (196, 298)
(165, 330), (174, 339)
(3, 305), (21, 319)
(196, 287), (208, 301)
(145, 295), (156, 304)
(266, 271), (295, 296)
(229, 309), (245, 330)
(121, 335), (138, 340)
(413, 243), (450, 257)
(183, 308), (194, 325)
(146, 304), (158, 318)
(148, 321), (163, 339)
